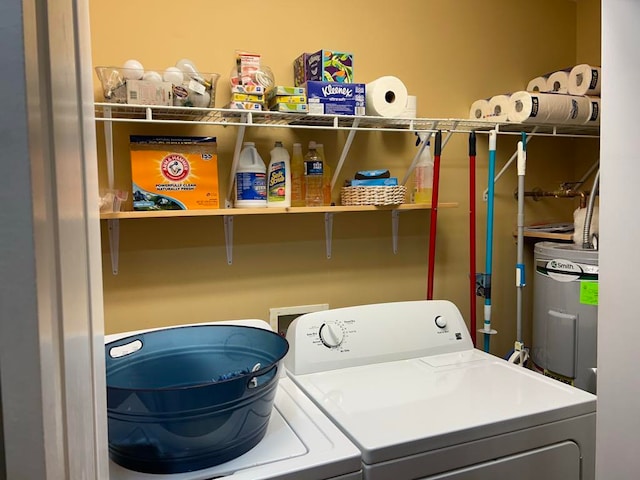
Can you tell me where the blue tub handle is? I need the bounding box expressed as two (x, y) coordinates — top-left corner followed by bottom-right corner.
(248, 363), (278, 390)
(108, 338), (143, 359)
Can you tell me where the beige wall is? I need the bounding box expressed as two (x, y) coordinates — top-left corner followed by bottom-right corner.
(91, 0), (599, 357)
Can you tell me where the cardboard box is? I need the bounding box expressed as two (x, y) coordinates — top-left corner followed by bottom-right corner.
(305, 81), (365, 115)
(126, 80), (173, 106)
(130, 136), (219, 210)
(268, 86), (306, 97)
(268, 95), (307, 107)
(350, 178), (399, 186)
(226, 101), (263, 111)
(293, 53), (309, 87)
(307, 50), (354, 83)
(269, 103), (308, 113)
(231, 84), (266, 95)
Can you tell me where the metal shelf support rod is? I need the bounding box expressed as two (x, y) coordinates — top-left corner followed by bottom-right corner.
(331, 118), (360, 190)
(223, 215), (234, 265)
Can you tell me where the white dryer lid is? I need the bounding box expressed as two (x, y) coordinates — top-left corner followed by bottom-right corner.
(288, 350), (596, 465)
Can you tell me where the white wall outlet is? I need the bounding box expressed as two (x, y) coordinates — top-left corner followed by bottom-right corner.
(269, 304), (329, 337)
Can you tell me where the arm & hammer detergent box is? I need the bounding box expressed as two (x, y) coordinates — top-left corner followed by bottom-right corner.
(130, 136), (219, 211)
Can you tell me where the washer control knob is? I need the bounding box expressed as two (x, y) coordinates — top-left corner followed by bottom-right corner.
(434, 315), (447, 329)
(319, 323), (344, 348)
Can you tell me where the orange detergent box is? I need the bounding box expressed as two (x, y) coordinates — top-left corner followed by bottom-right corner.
(130, 136), (219, 210)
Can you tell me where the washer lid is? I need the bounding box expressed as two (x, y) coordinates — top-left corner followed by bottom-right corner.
(288, 350), (596, 465)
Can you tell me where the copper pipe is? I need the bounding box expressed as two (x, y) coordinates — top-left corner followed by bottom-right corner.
(517, 187), (588, 208)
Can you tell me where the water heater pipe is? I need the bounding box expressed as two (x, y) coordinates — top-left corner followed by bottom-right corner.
(583, 169), (600, 249)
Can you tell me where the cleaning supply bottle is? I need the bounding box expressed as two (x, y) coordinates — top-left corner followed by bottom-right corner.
(267, 141), (291, 208)
(317, 143), (332, 205)
(412, 133), (434, 204)
(304, 141), (324, 206)
(291, 142), (305, 207)
(235, 142), (267, 208)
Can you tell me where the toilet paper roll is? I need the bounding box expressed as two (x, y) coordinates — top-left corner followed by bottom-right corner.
(507, 91), (577, 124)
(469, 98), (491, 120)
(365, 76), (409, 117)
(568, 64), (601, 96)
(547, 70), (571, 93)
(565, 95), (593, 125)
(585, 96), (601, 125)
(487, 94), (511, 121)
(403, 95), (417, 118)
(527, 76), (550, 92)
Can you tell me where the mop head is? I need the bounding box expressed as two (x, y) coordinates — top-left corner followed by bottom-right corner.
(572, 206), (599, 245)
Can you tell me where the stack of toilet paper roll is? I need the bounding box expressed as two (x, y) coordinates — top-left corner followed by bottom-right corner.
(507, 91), (600, 125)
(526, 64), (601, 95)
(468, 64), (601, 125)
(469, 91), (600, 125)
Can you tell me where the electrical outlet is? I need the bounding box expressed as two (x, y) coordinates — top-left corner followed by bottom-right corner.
(269, 304), (329, 337)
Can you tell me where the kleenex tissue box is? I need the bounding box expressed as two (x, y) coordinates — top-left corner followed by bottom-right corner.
(307, 50), (354, 83)
(305, 81), (365, 116)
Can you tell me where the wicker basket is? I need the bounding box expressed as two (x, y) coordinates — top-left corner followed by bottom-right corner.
(341, 185), (407, 206)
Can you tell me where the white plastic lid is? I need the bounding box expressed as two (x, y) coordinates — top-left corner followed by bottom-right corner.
(244, 141), (255, 146)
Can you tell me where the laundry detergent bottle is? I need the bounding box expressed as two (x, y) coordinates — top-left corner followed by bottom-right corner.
(267, 141), (291, 208)
(235, 142), (267, 208)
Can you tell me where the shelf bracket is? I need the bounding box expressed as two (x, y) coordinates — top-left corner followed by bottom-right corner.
(223, 215), (234, 265)
(324, 212), (334, 259)
(392, 209), (401, 254)
(108, 219), (119, 275)
(331, 118), (360, 190)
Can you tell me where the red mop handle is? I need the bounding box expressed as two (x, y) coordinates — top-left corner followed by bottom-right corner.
(469, 132), (477, 346)
(427, 131), (442, 300)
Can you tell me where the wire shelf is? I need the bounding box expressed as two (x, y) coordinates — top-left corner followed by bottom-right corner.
(94, 103), (599, 138)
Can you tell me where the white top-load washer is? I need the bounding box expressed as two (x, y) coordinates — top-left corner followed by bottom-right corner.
(284, 301), (597, 480)
(106, 320), (362, 480)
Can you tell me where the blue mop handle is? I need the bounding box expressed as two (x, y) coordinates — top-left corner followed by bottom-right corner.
(484, 131), (497, 353)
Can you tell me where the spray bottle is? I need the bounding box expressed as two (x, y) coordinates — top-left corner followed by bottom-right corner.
(412, 133), (434, 204)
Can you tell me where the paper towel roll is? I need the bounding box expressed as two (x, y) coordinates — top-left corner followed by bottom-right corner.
(488, 94), (511, 122)
(403, 95), (417, 118)
(507, 91), (578, 124)
(469, 98), (491, 119)
(527, 76), (550, 92)
(568, 64), (601, 96)
(547, 70), (571, 93)
(366, 76), (409, 117)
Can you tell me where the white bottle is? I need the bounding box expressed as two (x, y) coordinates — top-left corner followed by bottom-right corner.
(412, 134), (434, 204)
(235, 142), (267, 208)
(267, 141), (291, 208)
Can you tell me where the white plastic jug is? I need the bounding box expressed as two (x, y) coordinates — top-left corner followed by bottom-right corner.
(267, 141), (291, 208)
(235, 142), (267, 208)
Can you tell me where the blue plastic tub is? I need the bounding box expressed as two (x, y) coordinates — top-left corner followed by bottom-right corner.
(105, 324), (289, 474)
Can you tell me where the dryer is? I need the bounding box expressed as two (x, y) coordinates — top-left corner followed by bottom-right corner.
(285, 300), (596, 480)
(106, 320), (362, 480)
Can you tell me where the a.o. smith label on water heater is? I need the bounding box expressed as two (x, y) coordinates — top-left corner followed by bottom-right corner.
(536, 258), (598, 282)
